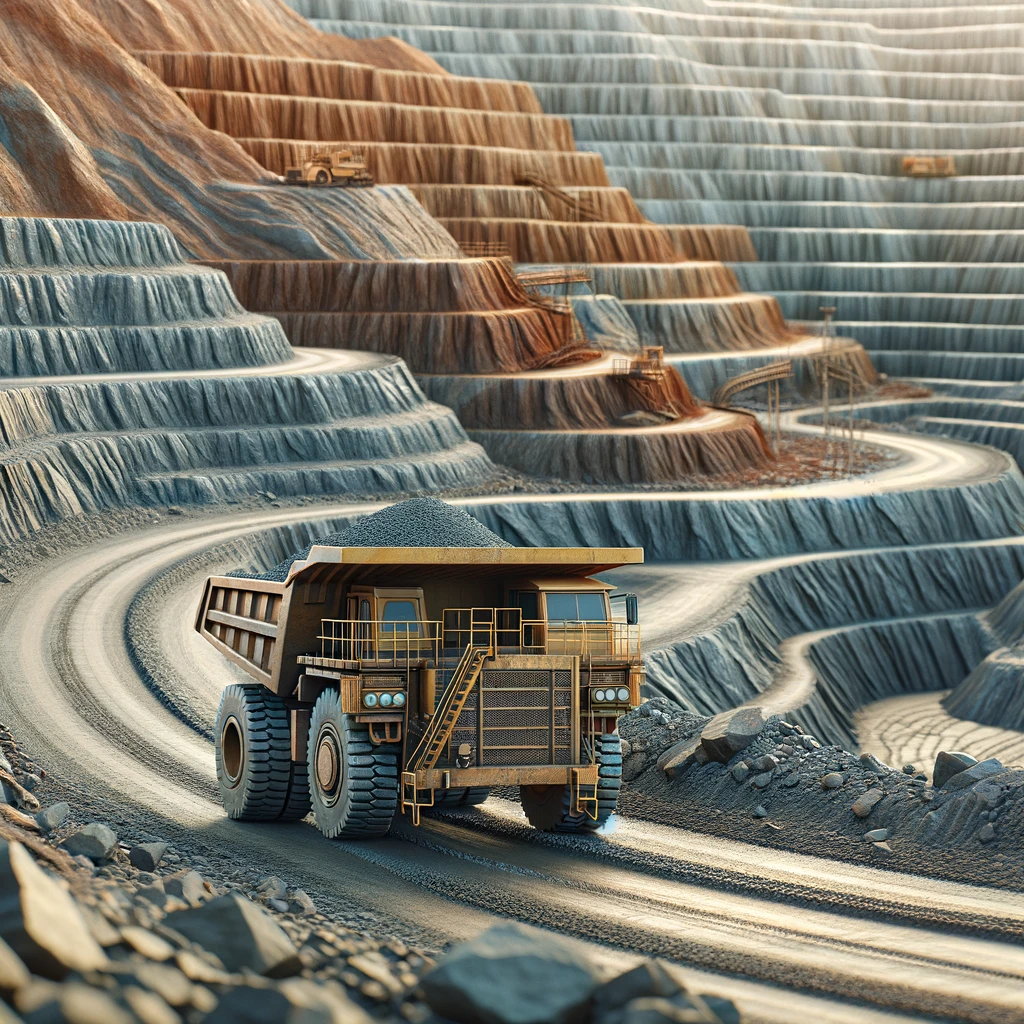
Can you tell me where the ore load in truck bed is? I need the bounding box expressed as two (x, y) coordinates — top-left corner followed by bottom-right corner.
(232, 498), (513, 582)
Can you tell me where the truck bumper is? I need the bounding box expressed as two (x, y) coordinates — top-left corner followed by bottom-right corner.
(412, 766), (584, 789)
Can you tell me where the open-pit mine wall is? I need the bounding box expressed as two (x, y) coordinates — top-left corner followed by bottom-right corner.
(0, 217), (495, 548)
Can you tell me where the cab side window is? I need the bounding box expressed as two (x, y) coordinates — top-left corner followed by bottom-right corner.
(545, 593), (607, 622)
(380, 599), (419, 634)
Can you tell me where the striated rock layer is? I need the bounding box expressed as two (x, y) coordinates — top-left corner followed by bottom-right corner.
(0, 218), (496, 547)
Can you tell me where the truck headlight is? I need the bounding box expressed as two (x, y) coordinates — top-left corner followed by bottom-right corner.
(363, 692), (378, 708)
(594, 689), (606, 702)
(617, 687), (630, 701)
(379, 692), (393, 708)
(392, 692), (406, 708)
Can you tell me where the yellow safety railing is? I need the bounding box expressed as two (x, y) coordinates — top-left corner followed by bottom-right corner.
(318, 611), (641, 665)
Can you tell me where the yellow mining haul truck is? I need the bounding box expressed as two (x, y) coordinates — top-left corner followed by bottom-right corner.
(196, 545), (645, 839)
(284, 150), (374, 187)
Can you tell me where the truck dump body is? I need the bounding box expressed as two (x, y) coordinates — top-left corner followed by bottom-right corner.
(198, 526), (644, 837)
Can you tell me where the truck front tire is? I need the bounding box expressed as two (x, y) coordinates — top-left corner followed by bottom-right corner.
(520, 733), (622, 833)
(215, 684), (310, 821)
(307, 689), (399, 839)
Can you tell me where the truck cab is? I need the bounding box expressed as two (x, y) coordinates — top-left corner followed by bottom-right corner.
(196, 544), (644, 840)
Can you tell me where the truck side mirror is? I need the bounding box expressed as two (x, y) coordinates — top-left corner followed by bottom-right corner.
(625, 594), (638, 626)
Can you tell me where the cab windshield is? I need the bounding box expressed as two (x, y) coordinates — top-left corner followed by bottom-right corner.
(545, 592), (607, 622)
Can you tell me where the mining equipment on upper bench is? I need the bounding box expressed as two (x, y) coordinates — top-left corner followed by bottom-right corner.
(284, 150), (374, 187)
(197, 545), (645, 838)
(903, 155), (957, 177)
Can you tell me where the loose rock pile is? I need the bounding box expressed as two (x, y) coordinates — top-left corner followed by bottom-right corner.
(0, 716), (743, 1023)
(620, 700), (1024, 887)
(240, 498), (512, 582)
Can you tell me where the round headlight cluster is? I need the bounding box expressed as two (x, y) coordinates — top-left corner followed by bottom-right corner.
(592, 687), (632, 703)
(363, 691), (406, 709)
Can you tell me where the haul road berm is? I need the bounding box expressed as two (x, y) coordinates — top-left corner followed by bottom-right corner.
(196, 502), (644, 839)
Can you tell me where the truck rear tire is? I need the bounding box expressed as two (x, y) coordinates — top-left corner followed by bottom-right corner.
(215, 684), (309, 821)
(307, 689), (399, 839)
(315, 170), (329, 184)
(519, 733), (622, 833)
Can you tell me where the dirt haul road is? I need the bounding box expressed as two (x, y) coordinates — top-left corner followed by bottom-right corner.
(1, 436), (1023, 1022)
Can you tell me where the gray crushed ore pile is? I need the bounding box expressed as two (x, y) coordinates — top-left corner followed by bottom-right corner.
(0, 714), (742, 1024)
(237, 498), (512, 582)
(619, 698), (1024, 889)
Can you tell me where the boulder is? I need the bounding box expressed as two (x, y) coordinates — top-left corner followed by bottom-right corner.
(730, 763), (750, 783)
(163, 869), (206, 908)
(129, 842), (167, 873)
(752, 805), (768, 818)
(932, 751), (978, 789)
(941, 759), (1004, 793)
(751, 755), (778, 772)
(852, 789), (884, 818)
(657, 736), (705, 780)
(421, 921), (599, 1024)
(863, 828), (889, 843)
(59, 823), (117, 862)
(871, 842), (893, 859)
(979, 823), (996, 843)
(820, 773), (843, 790)
(167, 891), (301, 977)
(751, 772), (773, 790)
(700, 707), (767, 764)
(34, 804), (69, 835)
(0, 841), (107, 978)
(593, 961), (682, 1013)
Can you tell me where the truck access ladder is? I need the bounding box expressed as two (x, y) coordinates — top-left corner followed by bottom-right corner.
(402, 644), (489, 822)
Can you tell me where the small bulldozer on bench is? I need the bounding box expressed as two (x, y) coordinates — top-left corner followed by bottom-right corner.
(196, 544), (645, 840)
(284, 150), (374, 188)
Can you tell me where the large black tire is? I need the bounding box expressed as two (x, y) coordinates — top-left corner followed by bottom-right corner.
(314, 170), (330, 184)
(215, 684), (310, 821)
(520, 733), (621, 833)
(307, 689), (399, 839)
(425, 786), (490, 813)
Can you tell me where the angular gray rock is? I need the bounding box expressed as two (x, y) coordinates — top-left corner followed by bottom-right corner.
(656, 735), (704, 779)
(753, 805), (768, 818)
(932, 751), (979, 789)
(751, 755), (778, 772)
(852, 789), (884, 818)
(129, 842), (167, 872)
(163, 869), (206, 908)
(700, 707), (767, 763)
(979, 823), (997, 843)
(592, 960), (682, 1012)
(167, 891), (301, 977)
(59, 823), (117, 862)
(863, 828), (889, 843)
(0, 841), (107, 978)
(941, 758), (1004, 792)
(730, 762), (750, 783)
(421, 921), (599, 1024)
(751, 772), (773, 789)
(33, 803), (69, 835)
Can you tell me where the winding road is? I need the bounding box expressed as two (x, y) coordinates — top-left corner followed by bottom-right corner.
(3, 415), (1024, 1022)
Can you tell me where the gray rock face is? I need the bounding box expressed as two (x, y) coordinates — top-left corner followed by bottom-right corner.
(700, 707), (767, 763)
(933, 751), (980, 789)
(421, 921), (598, 1024)
(167, 892), (301, 978)
(941, 758), (1005, 792)
(34, 803), (69, 835)
(128, 842), (167, 873)
(59, 823), (117, 862)
(0, 841), (106, 978)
